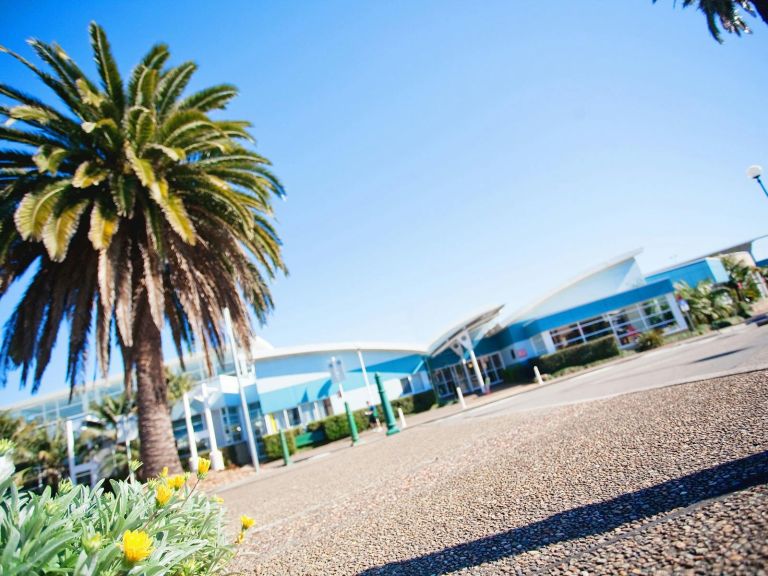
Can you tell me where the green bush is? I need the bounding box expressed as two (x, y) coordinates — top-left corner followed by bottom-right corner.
(711, 318), (733, 330)
(635, 330), (664, 352)
(0, 443), (235, 575)
(537, 336), (620, 374)
(262, 429), (297, 461)
(391, 390), (437, 415)
(502, 362), (534, 384)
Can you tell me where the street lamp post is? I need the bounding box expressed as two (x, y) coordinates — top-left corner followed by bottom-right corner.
(747, 165), (768, 199)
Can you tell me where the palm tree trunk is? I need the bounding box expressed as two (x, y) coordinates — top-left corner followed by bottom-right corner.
(134, 293), (184, 477)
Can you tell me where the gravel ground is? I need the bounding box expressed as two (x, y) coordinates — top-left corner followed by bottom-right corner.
(225, 371), (768, 575)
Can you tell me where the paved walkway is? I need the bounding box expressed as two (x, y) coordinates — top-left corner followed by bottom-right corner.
(226, 370), (768, 575)
(207, 322), (766, 493)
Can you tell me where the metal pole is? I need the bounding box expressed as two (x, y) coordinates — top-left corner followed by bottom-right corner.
(65, 419), (76, 485)
(356, 348), (375, 404)
(344, 401), (360, 445)
(374, 373), (400, 436)
(338, 382), (359, 445)
(182, 392), (199, 471)
(533, 365), (544, 386)
(755, 175), (768, 199)
(279, 429), (292, 466)
(223, 308), (259, 471)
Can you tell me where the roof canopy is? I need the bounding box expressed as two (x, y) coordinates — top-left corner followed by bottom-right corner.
(427, 305), (504, 356)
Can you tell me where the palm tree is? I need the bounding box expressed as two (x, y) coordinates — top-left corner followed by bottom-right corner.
(653, 0), (768, 42)
(675, 281), (734, 326)
(165, 368), (194, 407)
(0, 24), (286, 475)
(721, 254), (762, 309)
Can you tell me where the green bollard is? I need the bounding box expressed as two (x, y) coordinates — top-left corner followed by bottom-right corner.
(345, 401), (360, 445)
(374, 373), (400, 436)
(279, 429), (292, 466)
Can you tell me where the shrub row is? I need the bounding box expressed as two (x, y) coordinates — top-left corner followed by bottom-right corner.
(262, 429), (298, 461)
(536, 336), (619, 374)
(501, 361), (535, 384)
(390, 390), (437, 415)
(260, 392), (439, 460)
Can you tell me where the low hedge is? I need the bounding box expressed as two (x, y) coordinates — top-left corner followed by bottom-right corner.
(262, 429), (298, 461)
(501, 361), (534, 384)
(537, 336), (619, 374)
(322, 409), (371, 441)
(390, 390), (437, 415)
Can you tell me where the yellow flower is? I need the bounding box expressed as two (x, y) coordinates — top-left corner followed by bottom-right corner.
(197, 457), (211, 478)
(240, 515), (255, 531)
(168, 474), (186, 490)
(122, 530), (152, 563)
(235, 531), (245, 544)
(159, 466), (168, 478)
(211, 495), (224, 504)
(156, 484), (172, 507)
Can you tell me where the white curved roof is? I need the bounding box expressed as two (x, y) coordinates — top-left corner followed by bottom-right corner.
(427, 304), (504, 356)
(498, 249), (643, 328)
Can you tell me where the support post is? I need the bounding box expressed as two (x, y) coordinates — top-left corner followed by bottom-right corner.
(279, 429), (292, 466)
(456, 386), (467, 410)
(397, 406), (407, 428)
(374, 373), (400, 436)
(533, 365), (544, 386)
(468, 348), (487, 394)
(357, 348), (375, 404)
(182, 392), (199, 472)
(65, 419), (76, 485)
(344, 401), (360, 445)
(202, 384), (225, 471)
(223, 307), (260, 472)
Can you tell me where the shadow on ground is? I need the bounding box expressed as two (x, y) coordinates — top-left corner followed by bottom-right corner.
(358, 451), (768, 575)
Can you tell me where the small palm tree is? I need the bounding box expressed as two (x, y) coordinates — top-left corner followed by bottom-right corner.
(653, 0), (768, 42)
(0, 24), (286, 475)
(676, 281), (734, 326)
(165, 369), (194, 407)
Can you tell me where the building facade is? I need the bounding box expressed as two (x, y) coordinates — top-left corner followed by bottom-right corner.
(7, 245), (758, 479)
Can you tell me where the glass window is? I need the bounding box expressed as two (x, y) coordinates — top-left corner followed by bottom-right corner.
(400, 377), (413, 396)
(478, 353), (505, 386)
(221, 406), (242, 444)
(286, 407), (301, 428)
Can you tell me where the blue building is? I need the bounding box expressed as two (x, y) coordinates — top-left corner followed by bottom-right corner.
(9, 247), (752, 477)
(426, 250), (688, 398)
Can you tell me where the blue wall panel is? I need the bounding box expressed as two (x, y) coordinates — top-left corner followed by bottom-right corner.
(523, 280), (675, 336)
(645, 258), (729, 288)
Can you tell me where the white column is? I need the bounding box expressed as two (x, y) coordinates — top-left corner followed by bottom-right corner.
(467, 348), (486, 394)
(356, 348), (375, 404)
(182, 392), (199, 472)
(665, 293), (688, 332)
(540, 331), (557, 355)
(223, 307), (259, 471)
(201, 384), (225, 471)
(65, 419), (76, 485)
(459, 360), (471, 393)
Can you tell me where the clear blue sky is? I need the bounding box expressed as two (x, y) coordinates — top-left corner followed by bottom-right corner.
(1, 1), (767, 406)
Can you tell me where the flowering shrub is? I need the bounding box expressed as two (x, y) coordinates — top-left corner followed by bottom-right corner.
(0, 446), (239, 575)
